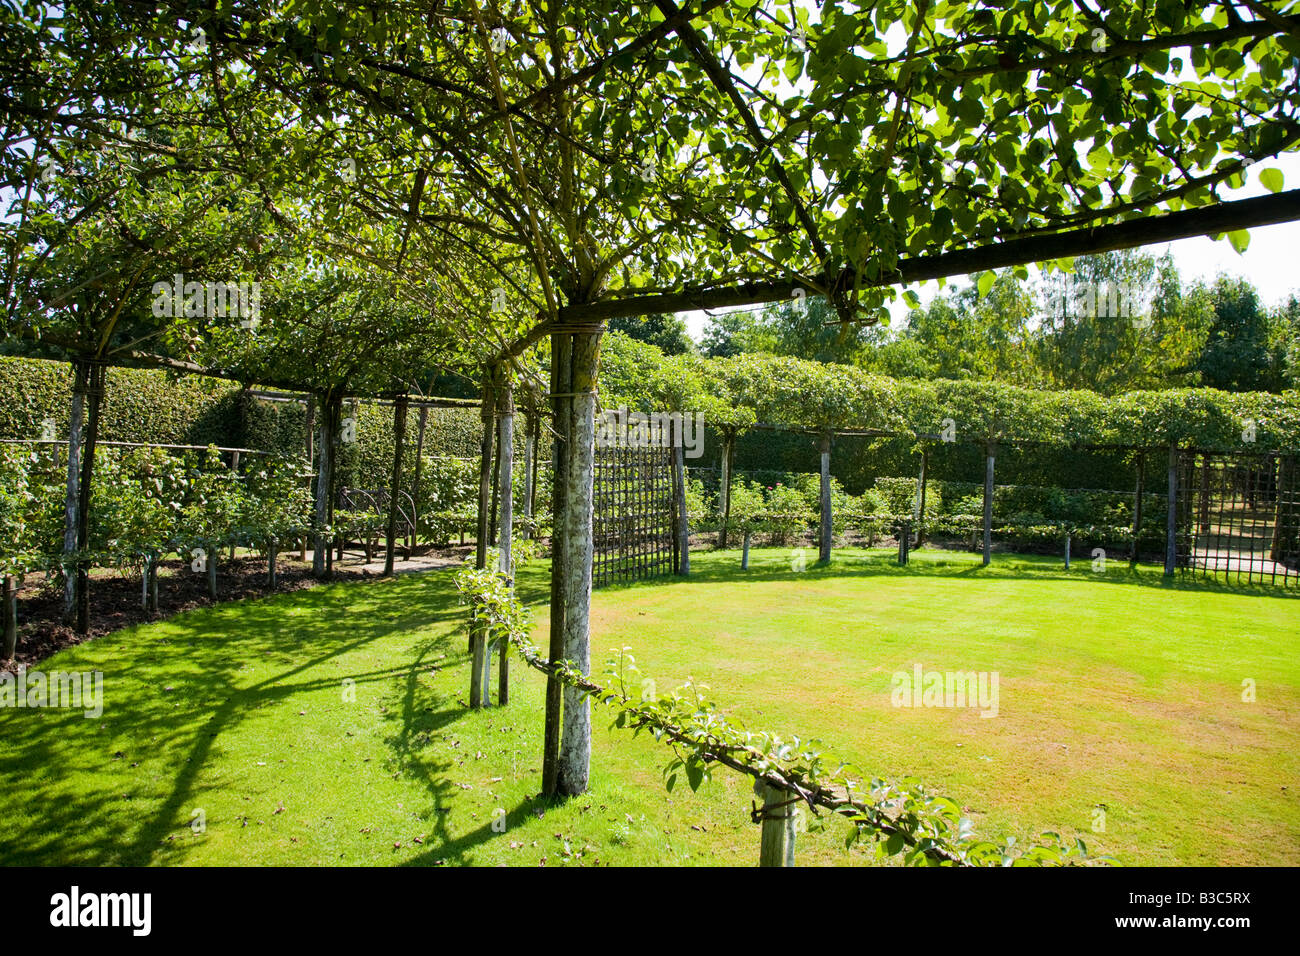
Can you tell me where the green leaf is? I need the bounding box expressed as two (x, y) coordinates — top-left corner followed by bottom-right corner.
(1227, 229), (1251, 254)
(1259, 167), (1284, 194)
(976, 271), (995, 298)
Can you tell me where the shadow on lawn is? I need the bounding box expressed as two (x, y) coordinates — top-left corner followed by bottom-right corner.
(0, 573), (482, 865)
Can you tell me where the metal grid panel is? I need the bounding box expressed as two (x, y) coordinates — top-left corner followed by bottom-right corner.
(1178, 450), (1300, 586)
(592, 442), (676, 589)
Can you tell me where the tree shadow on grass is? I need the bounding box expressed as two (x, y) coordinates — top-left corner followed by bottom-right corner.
(0, 573), (477, 865)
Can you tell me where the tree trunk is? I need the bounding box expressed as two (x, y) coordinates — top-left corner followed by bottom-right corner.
(489, 422), (501, 549)
(471, 371), (497, 663)
(556, 330), (600, 797)
(207, 551), (218, 601)
(61, 361), (87, 625)
(267, 537), (278, 588)
(2, 575), (17, 662)
(741, 531), (751, 570)
(147, 550), (159, 613)
(411, 404), (429, 548)
(496, 381), (514, 707)
(75, 362), (106, 635)
(982, 444), (995, 567)
(302, 396), (315, 560)
(542, 335), (571, 795)
(384, 395), (409, 577)
(311, 400), (336, 578)
(819, 432), (832, 563)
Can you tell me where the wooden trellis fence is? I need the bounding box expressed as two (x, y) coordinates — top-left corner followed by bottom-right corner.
(1176, 449), (1300, 586)
(592, 442), (677, 588)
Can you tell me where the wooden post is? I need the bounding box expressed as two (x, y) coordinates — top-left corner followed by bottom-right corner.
(982, 443), (995, 567)
(384, 394), (409, 577)
(207, 549), (218, 601)
(1129, 454), (1145, 566)
(1064, 532), (1071, 570)
(488, 422), (501, 548)
(818, 432), (832, 563)
(718, 433), (734, 549)
(496, 380), (514, 707)
(2, 574), (17, 662)
(673, 429), (690, 576)
(75, 362), (106, 635)
(542, 334), (571, 795)
(475, 371), (496, 572)
(1165, 443), (1178, 577)
(897, 519), (910, 565)
(312, 396), (336, 578)
(522, 412), (535, 541)
(61, 360), (87, 625)
(757, 780), (798, 867)
(915, 448), (929, 547)
(741, 531), (752, 570)
(267, 537), (278, 588)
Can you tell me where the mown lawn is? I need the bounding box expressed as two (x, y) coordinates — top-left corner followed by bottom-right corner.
(2, 548), (1296, 866)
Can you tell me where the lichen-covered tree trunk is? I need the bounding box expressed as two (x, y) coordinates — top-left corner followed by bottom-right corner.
(301, 396), (315, 560)
(550, 331), (600, 797)
(522, 417), (535, 541)
(60, 361), (87, 624)
(411, 404), (429, 548)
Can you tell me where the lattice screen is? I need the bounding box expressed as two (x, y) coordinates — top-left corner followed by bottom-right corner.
(1178, 450), (1300, 586)
(592, 443), (677, 588)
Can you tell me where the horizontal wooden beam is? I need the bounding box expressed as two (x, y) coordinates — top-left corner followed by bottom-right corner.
(557, 189), (1300, 323)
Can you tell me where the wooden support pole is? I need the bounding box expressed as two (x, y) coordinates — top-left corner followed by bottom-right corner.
(522, 413), (536, 540)
(1130, 454), (1145, 566)
(819, 432), (832, 563)
(757, 781), (798, 867)
(1064, 532), (1072, 570)
(982, 443), (995, 567)
(1165, 443), (1179, 577)
(741, 531), (752, 570)
(268, 537), (278, 588)
(384, 394), (409, 577)
(718, 434), (733, 549)
(915, 448), (929, 547)
(673, 433), (690, 576)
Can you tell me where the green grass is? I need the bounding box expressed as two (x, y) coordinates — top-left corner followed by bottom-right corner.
(2, 548), (1296, 866)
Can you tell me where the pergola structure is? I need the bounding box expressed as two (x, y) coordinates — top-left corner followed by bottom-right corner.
(4, 1), (1300, 798)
